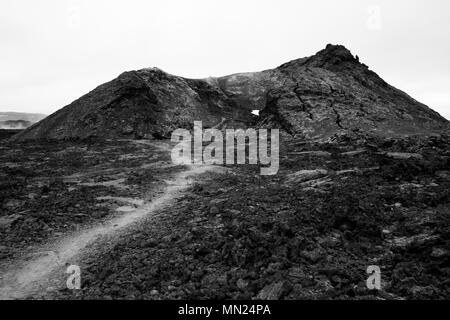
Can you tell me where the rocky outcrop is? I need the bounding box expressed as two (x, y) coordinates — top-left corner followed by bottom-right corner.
(256, 45), (449, 138)
(13, 44), (449, 141)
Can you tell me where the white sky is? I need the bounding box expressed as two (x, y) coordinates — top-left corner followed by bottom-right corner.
(1, 0), (449, 119)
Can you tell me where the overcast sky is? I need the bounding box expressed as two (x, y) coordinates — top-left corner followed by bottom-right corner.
(1, 0), (449, 119)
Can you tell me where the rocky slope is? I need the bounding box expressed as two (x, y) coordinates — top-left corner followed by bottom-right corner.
(12, 68), (252, 141)
(256, 45), (449, 138)
(13, 44), (448, 141)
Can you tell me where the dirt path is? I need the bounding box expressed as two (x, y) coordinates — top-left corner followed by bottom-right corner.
(0, 145), (223, 299)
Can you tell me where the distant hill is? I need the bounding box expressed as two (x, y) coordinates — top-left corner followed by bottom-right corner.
(0, 119), (33, 129)
(0, 112), (47, 123)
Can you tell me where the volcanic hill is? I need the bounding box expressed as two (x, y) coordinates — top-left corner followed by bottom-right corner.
(13, 44), (449, 141)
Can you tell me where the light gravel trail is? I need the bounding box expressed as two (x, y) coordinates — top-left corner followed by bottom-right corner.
(0, 146), (223, 299)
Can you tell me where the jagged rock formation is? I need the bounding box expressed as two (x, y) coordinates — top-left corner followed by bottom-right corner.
(215, 45), (449, 138)
(13, 44), (448, 141)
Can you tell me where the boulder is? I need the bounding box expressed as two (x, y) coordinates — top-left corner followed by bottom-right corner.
(287, 169), (328, 183)
(257, 281), (289, 300)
